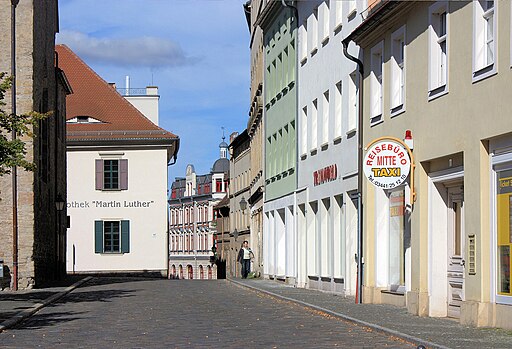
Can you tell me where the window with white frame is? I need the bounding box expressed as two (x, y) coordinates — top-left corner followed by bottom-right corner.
(390, 26), (406, 113)
(347, 0), (357, 18)
(334, 0), (343, 29)
(347, 71), (358, 133)
(473, 0), (495, 78)
(311, 99), (318, 151)
(300, 21), (308, 62)
(308, 9), (318, 54)
(322, 90), (329, 145)
(334, 81), (342, 139)
(320, 2), (330, 43)
(429, 2), (448, 95)
(370, 41), (384, 123)
(301, 106), (307, 156)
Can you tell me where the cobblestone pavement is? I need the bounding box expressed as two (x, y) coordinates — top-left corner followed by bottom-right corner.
(233, 278), (512, 349)
(0, 277), (415, 348)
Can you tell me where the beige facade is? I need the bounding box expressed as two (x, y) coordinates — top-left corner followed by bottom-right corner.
(348, 0), (512, 329)
(245, 0), (265, 278)
(229, 131), (252, 277)
(0, 0), (68, 289)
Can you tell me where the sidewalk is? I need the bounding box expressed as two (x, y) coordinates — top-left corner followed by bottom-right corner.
(230, 278), (512, 349)
(0, 276), (91, 332)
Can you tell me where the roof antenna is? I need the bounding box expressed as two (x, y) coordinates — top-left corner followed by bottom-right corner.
(221, 126), (225, 141)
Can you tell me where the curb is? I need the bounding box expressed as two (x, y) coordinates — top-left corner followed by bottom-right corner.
(228, 278), (450, 349)
(0, 276), (93, 333)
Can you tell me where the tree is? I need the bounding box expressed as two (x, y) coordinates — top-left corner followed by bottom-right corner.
(0, 72), (48, 176)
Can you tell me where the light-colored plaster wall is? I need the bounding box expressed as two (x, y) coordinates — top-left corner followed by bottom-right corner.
(66, 148), (169, 273)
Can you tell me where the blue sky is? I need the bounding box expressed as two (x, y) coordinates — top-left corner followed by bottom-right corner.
(57, 0), (250, 183)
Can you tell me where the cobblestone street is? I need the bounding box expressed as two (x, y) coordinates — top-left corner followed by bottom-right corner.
(0, 277), (414, 348)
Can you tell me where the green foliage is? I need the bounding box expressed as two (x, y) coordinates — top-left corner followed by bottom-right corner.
(0, 72), (49, 175)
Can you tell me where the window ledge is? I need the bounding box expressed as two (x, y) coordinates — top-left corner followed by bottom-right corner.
(300, 57), (307, 66)
(428, 85), (448, 101)
(472, 64), (496, 83)
(300, 153), (307, 161)
(333, 23), (342, 35)
(346, 128), (356, 137)
(310, 148), (318, 156)
(347, 8), (357, 20)
(321, 36), (329, 46)
(381, 290), (405, 296)
(333, 136), (342, 145)
(310, 47), (318, 57)
(320, 142), (329, 151)
(370, 115), (383, 126)
(390, 105), (405, 118)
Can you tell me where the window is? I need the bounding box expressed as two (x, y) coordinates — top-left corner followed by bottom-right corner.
(95, 159), (128, 190)
(95, 220), (129, 253)
(308, 9), (318, 55)
(347, 0), (357, 18)
(388, 188), (410, 292)
(322, 90), (329, 145)
(300, 21), (308, 62)
(311, 99), (318, 151)
(473, 0), (496, 80)
(334, 0), (343, 29)
(320, 2), (330, 43)
(334, 82), (342, 139)
(347, 71), (358, 133)
(301, 106), (308, 156)
(496, 167), (512, 299)
(429, 2), (448, 96)
(370, 41), (384, 123)
(391, 26), (406, 114)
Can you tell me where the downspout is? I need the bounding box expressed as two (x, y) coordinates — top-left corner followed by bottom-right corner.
(342, 38), (364, 304)
(11, 0), (19, 291)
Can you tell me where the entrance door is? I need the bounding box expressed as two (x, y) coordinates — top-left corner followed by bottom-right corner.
(447, 185), (465, 318)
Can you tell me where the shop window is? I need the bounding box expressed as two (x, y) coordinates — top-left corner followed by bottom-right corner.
(497, 169), (512, 297)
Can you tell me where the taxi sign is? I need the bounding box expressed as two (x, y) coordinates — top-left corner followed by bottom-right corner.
(363, 139), (411, 189)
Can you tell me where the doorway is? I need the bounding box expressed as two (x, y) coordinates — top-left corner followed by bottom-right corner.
(447, 185), (465, 318)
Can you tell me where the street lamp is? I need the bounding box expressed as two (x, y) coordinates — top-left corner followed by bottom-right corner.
(55, 194), (65, 211)
(239, 197), (247, 213)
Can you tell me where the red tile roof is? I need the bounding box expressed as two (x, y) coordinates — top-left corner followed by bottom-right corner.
(56, 44), (178, 143)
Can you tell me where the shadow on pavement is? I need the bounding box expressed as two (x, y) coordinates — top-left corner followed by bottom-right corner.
(13, 311), (87, 330)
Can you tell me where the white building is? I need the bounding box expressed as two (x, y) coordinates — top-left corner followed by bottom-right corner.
(295, 0), (364, 294)
(58, 45), (179, 275)
(168, 139), (230, 279)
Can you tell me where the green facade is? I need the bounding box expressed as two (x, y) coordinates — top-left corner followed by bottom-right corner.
(263, 6), (297, 201)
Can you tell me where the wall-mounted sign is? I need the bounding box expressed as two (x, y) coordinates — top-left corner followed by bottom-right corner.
(313, 164), (337, 186)
(364, 139), (411, 189)
(67, 200), (155, 209)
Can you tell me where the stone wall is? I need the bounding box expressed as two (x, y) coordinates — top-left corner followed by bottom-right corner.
(0, 0), (64, 289)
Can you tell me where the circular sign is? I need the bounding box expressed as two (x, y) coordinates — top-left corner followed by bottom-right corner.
(363, 139), (411, 189)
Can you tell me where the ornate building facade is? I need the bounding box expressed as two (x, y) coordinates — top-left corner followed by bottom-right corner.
(168, 139), (229, 279)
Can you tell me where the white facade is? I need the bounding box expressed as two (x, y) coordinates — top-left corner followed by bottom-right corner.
(122, 86), (160, 126)
(296, 0), (364, 294)
(66, 148), (169, 274)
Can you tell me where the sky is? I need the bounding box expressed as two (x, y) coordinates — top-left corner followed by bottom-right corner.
(57, 0), (251, 184)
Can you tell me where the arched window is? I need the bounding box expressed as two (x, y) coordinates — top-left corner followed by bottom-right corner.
(207, 266), (213, 279)
(188, 265), (193, 279)
(199, 265), (204, 279)
(179, 265), (183, 279)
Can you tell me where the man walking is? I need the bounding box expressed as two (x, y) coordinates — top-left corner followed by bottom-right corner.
(237, 240), (254, 279)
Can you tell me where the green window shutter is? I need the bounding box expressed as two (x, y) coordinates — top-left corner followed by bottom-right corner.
(94, 220), (103, 253)
(121, 220), (130, 253)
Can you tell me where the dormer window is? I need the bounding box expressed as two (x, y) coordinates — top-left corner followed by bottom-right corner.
(67, 115), (103, 124)
(77, 116), (89, 123)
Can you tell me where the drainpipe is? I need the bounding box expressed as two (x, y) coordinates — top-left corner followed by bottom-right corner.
(342, 38), (364, 304)
(11, 0), (19, 291)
